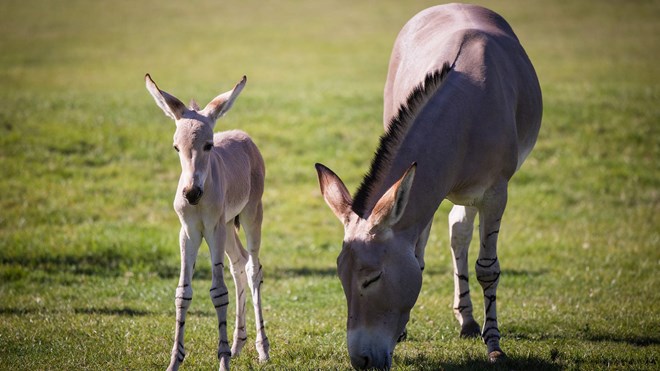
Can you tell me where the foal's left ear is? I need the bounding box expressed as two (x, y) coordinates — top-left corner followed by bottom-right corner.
(145, 74), (187, 120)
(202, 75), (247, 122)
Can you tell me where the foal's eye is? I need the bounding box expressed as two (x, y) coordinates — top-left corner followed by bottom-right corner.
(203, 143), (213, 151)
(173, 145), (180, 152)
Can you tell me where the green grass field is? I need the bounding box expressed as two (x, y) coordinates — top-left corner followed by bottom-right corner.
(1, 0), (658, 369)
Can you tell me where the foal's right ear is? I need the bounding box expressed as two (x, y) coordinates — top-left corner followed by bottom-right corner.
(315, 163), (354, 223)
(202, 75), (247, 122)
(145, 74), (187, 120)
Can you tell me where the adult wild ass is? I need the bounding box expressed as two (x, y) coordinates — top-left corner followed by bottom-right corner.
(145, 75), (269, 370)
(316, 4), (542, 369)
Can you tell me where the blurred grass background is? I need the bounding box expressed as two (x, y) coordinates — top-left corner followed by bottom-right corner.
(0, 0), (658, 369)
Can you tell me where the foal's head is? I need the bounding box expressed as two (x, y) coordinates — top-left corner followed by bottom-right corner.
(145, 74), (246, 205)
(316, 163), (421, 370)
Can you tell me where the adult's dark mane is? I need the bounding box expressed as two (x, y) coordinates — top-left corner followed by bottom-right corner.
(351, 62), (452, 218)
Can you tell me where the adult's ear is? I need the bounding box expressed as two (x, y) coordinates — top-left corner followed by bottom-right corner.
(368, 163), (416, 233)
(145, 74), (187, 120)
(202, 75), (247, 122)
(315, 163), (354, 223)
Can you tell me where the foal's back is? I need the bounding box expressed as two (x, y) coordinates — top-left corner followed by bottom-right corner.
(210, 129), (265, 222)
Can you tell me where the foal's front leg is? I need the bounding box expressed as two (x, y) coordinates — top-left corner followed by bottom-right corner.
(168, 226), (202, 371)
(206, 223), (232, 371)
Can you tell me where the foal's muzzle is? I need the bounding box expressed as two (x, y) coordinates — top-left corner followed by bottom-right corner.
(183, 186), (203, 205)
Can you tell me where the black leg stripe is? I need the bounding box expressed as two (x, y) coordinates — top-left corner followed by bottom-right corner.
(214, 302), (229, 309)
(453, 305), (470, 313)
(477, 272), (501, 283)
(459, 290), (470, 299)
(239, 336), (248, 342)
(213, 291), (229, 299)
(219, 321), (227, 328)
(476, 258), (498, 268)
(485, 294), (496, 314)
(456, 273), (469, 282)
(486, 230), (499, 239)
(175, 296), (193, 301)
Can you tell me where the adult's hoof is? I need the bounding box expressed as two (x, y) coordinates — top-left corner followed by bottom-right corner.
(488, 349), (507, 363)
(459, 319), (481, 338)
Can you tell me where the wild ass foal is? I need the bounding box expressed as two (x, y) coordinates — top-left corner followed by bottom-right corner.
(316, 4), (541, 369)
(145, 75), (269, 370)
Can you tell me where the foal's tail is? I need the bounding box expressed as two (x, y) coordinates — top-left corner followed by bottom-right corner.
(233, 215), (241, 231)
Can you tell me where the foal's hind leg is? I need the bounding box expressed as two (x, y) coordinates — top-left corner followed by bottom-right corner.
(448, 205), (481, 338)
(224, 223), (250, 358)
(240, 201), (270, 362)
(476, 182), (508, 362)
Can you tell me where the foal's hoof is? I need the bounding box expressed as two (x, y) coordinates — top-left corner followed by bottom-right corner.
(488, 349), (507, 363)
(459, 319), (481, 338)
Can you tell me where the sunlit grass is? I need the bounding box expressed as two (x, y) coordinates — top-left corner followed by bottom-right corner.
(0, 0), (658, 369)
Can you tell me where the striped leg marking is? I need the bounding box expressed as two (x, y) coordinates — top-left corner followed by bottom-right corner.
(448, 205), (480, 337)
(476, 183), (508, 362)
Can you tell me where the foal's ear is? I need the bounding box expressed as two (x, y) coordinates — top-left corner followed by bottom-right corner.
(202, 75), (247, 122)
(145, 74), (187, 120)
(315, 163), (354, 223)
(369, 163), (416, 233)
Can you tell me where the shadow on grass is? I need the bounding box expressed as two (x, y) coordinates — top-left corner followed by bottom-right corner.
(503, 268), (549, 277)
(1, 252), (549, 282)
(268, 266), (337, 279)
(74, 307), (151, 316)
(398, 353), (561, 371)
(511, 330), (660, 348)
(585, 333), (659, 347)
(0, 252), (180, 279)
(0, 306), (152, 317)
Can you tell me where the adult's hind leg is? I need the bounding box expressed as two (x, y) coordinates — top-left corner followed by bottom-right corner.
(224, 221), (250, 358)
(239, 200), (269, 362)
(476, 181), (508, 362)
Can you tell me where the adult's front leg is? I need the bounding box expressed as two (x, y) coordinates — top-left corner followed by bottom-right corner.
(448, 205), (481, 337)
(398, 219), (433, 343)
(476, 182), (508, 362)
(168, 226), (202, 371)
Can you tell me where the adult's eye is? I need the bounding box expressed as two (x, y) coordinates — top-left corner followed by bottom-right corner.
(203, 143), (213, 151)
(362, 272), (383, 289)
